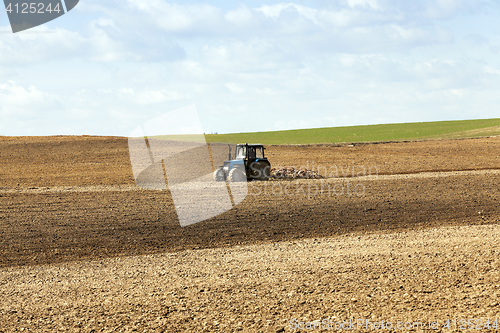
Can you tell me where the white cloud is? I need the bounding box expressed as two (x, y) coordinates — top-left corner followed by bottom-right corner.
(346, 0), (381, 9)
(258, 3), (319, 23)
(114, 1), (226, 33)
(225, 83), (245, 94)
(484, 66), (500, 76)
(135, 90), (188, 105)
(225, 6), (255, 26)
(1, 0), (500, 136)
(0, 81), (60, 116)
(0, 27), (85, 64)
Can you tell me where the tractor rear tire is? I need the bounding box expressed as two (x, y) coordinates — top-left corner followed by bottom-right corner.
(228, 168), (246, 182)
(249, 162), (272, 181)
(213, 168), (225, 182)
(259, 165), (271, 181)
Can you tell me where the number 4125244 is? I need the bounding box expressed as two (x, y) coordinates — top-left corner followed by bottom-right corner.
(6, 3), (62, 14)
(442, 319), (498, 330)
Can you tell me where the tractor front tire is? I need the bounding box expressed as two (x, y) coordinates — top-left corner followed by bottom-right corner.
(213, 168), (226, 182)
(228, 168), (246, 182)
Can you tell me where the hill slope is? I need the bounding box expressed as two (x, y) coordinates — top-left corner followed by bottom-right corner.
(205, 118), (500, 145)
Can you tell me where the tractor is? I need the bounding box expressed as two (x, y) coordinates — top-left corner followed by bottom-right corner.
(213, 143), (271, 182)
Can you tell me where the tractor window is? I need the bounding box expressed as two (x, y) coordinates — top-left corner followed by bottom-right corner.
(236, 146), (246, 159)
(256, 147), (264, 159)
(248, 147), (256, 159)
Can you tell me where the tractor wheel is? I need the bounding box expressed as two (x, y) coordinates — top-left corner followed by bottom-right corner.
(249, 162), (272, 181)
(259, 165), (271, 181)
(228, 168), (246, 182)
(213, 168), (225, 182)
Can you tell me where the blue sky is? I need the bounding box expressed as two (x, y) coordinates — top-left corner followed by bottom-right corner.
(1, 0), (500, 136)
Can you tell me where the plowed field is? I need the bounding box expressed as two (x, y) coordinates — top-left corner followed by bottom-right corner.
(1, 136), (499, 332)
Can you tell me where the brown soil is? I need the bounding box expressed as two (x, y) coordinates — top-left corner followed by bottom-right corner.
(2, 135), (500, 187)
(266, 137), (500, 177)
(1, 136), (500, 332)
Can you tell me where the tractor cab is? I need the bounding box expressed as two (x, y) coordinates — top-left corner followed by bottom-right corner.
(235, 144), (265, 160)
(214, 143), (271, 182)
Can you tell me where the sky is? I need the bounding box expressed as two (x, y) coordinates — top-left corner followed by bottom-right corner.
(0, 0), (500, 136)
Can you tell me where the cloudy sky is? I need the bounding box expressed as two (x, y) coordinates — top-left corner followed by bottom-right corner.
(1, 0), (499, 136)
